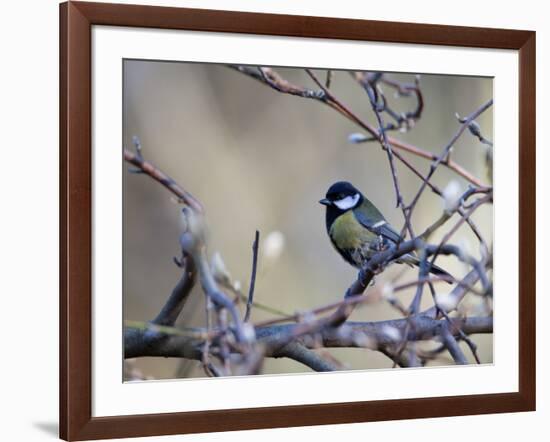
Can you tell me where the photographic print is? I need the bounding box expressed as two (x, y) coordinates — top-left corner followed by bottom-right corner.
(123, 61), (493, 381)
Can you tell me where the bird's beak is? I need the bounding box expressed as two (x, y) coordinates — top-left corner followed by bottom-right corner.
(319, 198), (331, 206)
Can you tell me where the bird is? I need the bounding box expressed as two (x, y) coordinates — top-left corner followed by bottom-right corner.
(319, 181), (451, 280)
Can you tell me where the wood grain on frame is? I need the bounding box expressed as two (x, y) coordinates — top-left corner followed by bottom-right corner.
(59, 1), (536, 440)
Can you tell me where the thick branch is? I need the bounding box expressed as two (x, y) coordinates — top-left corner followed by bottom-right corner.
(275, 342), (339, 372)
(124, 316), (492, 362)
(125, 326), (203, 360)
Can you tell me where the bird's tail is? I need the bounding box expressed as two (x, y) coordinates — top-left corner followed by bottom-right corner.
(400, 254), (453, 284)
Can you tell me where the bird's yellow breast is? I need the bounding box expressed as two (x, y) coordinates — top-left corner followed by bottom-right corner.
(329, 210), (368, 249)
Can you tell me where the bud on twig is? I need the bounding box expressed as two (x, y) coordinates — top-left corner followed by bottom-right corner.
(442, 180), (462, 214)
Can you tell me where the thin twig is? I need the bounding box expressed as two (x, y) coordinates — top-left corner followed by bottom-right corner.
(244, 230), (260, 322)
(404, 99), (493, 221)
(124, 147), (203, 213)
(232, 65), (485, 187)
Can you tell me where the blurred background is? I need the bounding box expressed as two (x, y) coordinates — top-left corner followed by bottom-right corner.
(123, 60), (493, 381)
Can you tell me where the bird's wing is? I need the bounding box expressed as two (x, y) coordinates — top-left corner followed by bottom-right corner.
(353, 210), (403, 245)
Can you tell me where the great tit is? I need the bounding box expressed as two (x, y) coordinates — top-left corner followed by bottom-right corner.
(319, 181), (451, 280)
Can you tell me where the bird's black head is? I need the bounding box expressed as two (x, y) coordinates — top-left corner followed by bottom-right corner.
(319, 181), (363, 212)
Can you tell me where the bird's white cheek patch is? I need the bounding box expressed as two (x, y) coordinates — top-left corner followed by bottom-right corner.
(334, 193), (360, 210)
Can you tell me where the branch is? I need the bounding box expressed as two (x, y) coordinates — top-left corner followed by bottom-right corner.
(423, 254), (492, 318)
(124, 315), (492, 365)
(359, 74), (409, 225)
(179, 212), (250, 344)
(354, 72), (424, 131)
(124, 146), (203, 213)
(276, 342), (339, 372)
(244, 230), (260, 322)
(440, 322), (468, 365)
(404, 99), (493, 220)
(124, 143), (256, 371)
(456, 112), (493, 146)
(152, 256), (196, 326)
(231, 65), (485, 187)
(228, 65), (324, 100)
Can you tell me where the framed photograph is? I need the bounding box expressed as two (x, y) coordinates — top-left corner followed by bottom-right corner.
(60, 1), (536, 440)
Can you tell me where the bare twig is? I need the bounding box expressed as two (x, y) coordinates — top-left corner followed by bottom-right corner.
(325, 70), (333, 89)
(244, 230), (260, 322)
(456, 112), (493, 146)
(359, 76), (412, 240)
(124, 145), (203, 213)
(152, 256), (196, 326)
(231, 65), (485, 186)
(404, 99), (493, 222)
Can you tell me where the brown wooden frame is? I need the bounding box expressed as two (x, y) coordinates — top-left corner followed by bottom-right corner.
(59, 1), (536, 440)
